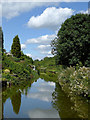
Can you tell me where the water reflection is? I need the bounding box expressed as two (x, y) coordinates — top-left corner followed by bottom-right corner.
(3, 78), (59, 118)
(10, 90), (21, 114)
(28, 108), (60, 118)
(52, 83), (88, 119)
(2, 80), (33, 118)
(2, 77), (88, 119)
(27, 80), (55, 102)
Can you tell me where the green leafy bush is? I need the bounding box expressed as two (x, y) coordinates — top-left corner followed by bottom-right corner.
(58, 66), (89, 97)
(2, 55), (32, 79)
(13, 57), (20, 62)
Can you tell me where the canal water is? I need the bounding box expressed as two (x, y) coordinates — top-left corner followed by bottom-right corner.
(2, 78), (88, 119)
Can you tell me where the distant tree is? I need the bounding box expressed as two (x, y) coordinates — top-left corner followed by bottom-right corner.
(0, 27), (4, 55)
(11, 35), (21, 58)
(51, 14), (90, 66)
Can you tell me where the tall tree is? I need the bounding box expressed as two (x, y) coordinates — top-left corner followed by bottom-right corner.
(0, 27), (4, 54)
(51, 13), (90, 66)
(11, 35), (21, 58)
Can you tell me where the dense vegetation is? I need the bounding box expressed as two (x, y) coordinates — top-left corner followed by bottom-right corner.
(2, 54), (32, 79)
(1, 32), (38, 85)
(51, 14), (90, 66)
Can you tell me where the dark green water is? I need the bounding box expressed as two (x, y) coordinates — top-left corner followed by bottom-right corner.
(2, 77), (88, 119)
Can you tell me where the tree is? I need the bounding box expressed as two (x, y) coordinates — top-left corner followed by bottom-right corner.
(0, 27), (4, 55)
(51, 13), (90, 66)
(11, 35), (21, 58)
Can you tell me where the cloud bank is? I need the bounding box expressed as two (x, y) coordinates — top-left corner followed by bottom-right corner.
(26, 34), (56, 44)
(2, 2), (49, 19)
(27, 7), (74, 30)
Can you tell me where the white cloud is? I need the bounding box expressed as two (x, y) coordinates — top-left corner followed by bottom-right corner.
(26, 53), (32, 57)
(40, 50), (51, 55)
(79, 10), (89, 14)
(2, 2), (46, 19)
(27, 7), (74, 30)
(37, 45), (52, 56)
(1, 0), (89, 19)
(26, 34), (56, 44)
(21, 44), (26, 50)
(2, 2), (56, 19)
(38, 45), (51, 49)
(25, 34), (56, 58)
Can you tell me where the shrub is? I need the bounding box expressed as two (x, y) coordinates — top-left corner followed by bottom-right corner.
(58, 66), (89, 97)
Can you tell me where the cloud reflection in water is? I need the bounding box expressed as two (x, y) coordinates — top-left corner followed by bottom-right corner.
(28, 108), (60, 118)
(27, 79), (55, 102)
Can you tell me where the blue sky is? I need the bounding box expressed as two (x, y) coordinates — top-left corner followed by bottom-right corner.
(2, 2), (89, 60)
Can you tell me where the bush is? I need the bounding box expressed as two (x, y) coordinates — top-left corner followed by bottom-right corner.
(13, 57), (20, 62)
(2, 55), (32, 79)
(58, 66), (89, 97)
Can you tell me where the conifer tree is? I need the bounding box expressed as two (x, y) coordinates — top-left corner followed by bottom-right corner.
(11, 35), (21, 58)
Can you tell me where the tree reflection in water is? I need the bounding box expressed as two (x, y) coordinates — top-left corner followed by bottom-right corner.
(2, 77), (88, 119)
(2, 79), (33, 116)
(52, 83), (88, 119)
(10, 90), (21, 114)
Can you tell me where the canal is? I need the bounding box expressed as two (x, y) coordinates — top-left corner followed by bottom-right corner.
(2, 77), (88, 119)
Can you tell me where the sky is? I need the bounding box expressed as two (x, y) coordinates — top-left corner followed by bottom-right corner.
(1, 1), (89, 60)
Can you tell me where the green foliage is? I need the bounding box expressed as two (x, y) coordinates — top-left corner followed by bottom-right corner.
(34, 56), (56, 68)
(2, 54), (32, 80)
(51, 14), (90, 66)
(13, 57), (20, 62)
(11, 35), (21, 58)
(58, 66), (89, 97)
(20, 51), (33, 64)
(52, 83), (88, 119)
(40, 73), (57, 83)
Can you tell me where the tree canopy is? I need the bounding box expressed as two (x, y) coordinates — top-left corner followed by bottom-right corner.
(11, 35), (21, 58)
(51, 13), (90, 66)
